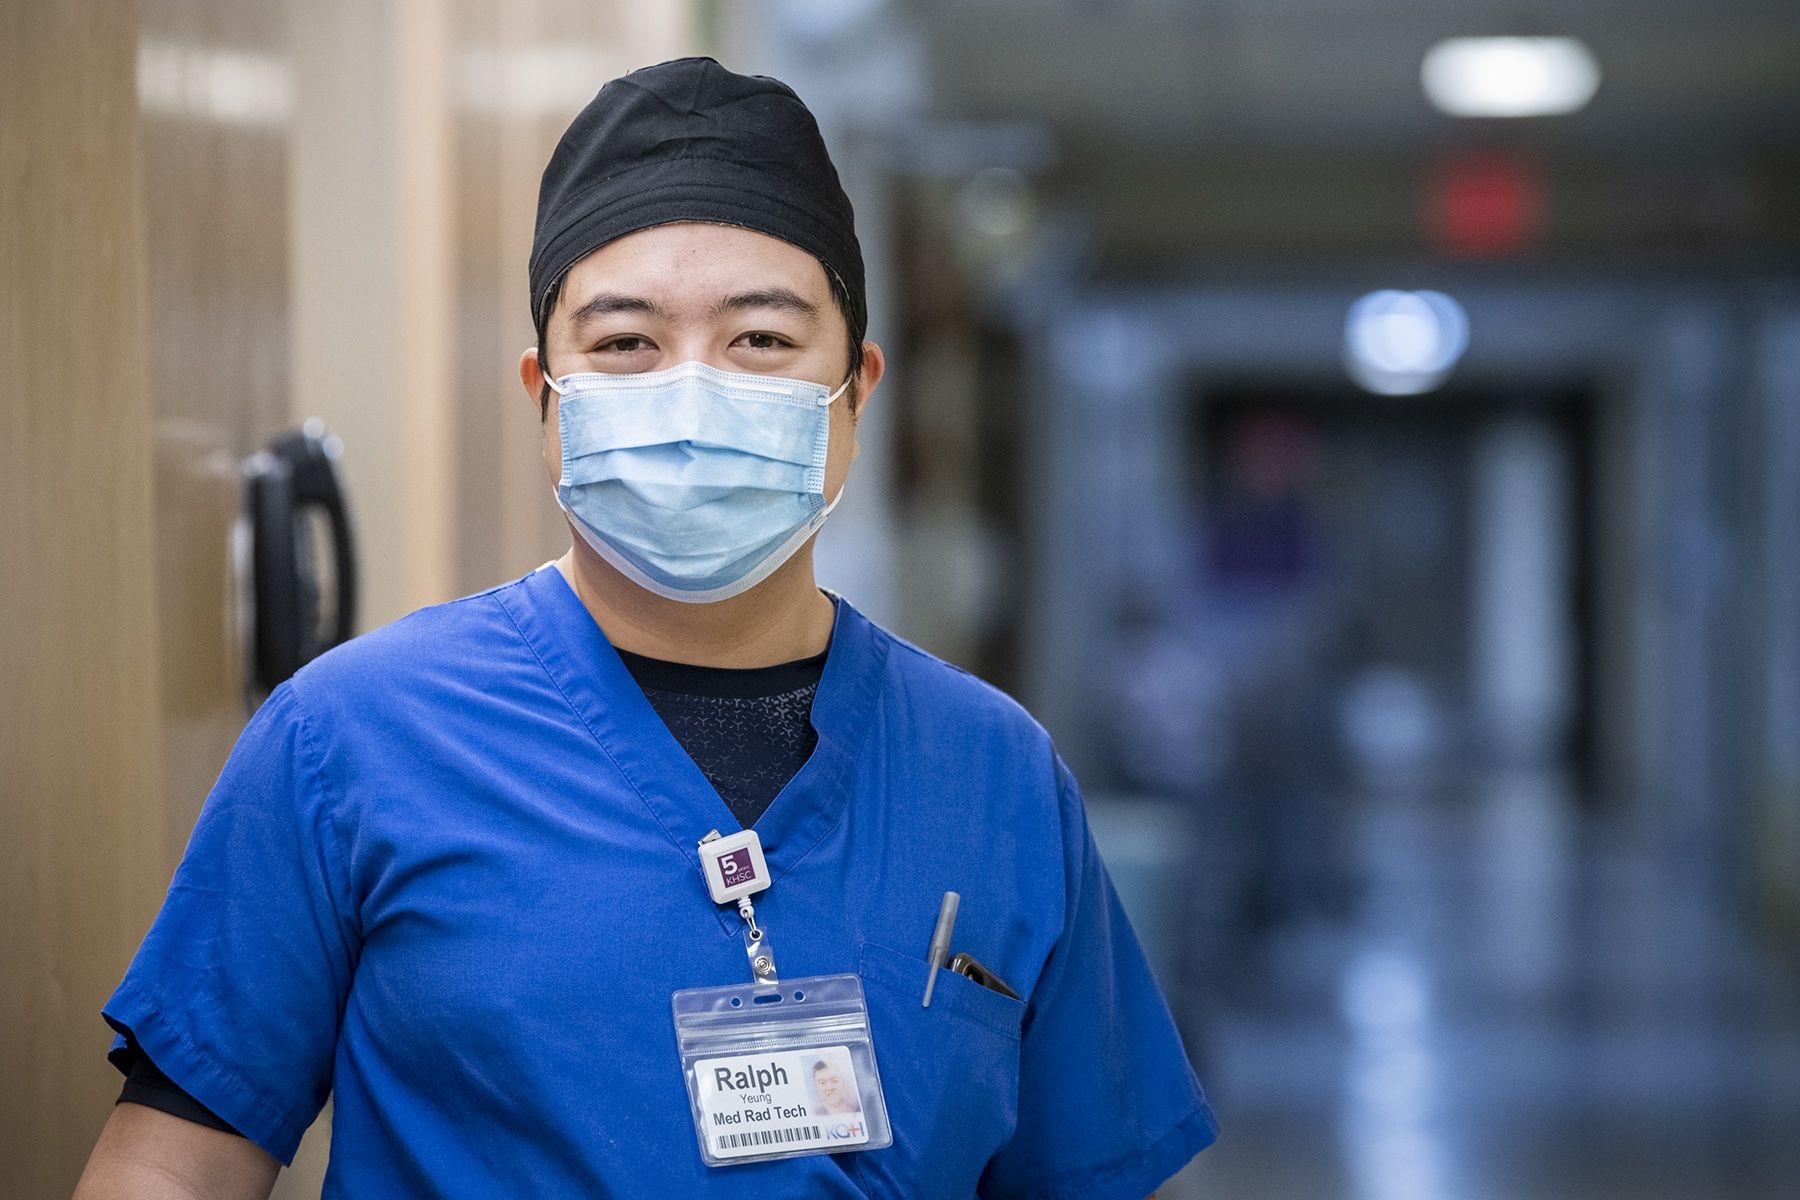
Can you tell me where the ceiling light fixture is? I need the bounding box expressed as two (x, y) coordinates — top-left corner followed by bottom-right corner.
(1421, 36), (1600, 118)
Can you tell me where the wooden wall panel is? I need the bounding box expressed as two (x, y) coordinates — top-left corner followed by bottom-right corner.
(0, 0), (168, 1192)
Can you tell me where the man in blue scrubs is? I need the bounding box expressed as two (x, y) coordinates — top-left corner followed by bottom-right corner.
(76, 57), (1217, 1199)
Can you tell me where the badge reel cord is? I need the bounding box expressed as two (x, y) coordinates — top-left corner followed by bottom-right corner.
(698, 829), (778, 987)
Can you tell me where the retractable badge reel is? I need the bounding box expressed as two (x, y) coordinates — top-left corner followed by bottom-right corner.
(697, 829), (777, 984)
(674, 829), (893, 1167)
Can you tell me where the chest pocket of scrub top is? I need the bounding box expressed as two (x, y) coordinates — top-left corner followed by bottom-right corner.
(853, 939), (1025, 1195)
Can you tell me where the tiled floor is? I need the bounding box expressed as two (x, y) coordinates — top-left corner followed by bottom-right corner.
(1129, 771), (1800, 1200)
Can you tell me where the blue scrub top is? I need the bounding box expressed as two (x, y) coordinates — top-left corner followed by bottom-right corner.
(105, 567), (1217, 1197)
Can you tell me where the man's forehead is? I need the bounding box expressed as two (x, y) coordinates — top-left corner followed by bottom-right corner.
(551, 229), (837, 335)
(534, 218), (857, 345)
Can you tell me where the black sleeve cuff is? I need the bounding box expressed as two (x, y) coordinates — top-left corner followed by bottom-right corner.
(115, 1040), (245, 1137)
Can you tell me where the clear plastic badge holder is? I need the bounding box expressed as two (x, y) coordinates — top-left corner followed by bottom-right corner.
(673, 974), (893, 1167)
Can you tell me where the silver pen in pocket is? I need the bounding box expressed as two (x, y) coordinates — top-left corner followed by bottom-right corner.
(922, 891), (960, 1008)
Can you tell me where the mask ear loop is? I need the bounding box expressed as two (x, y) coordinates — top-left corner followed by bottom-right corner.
(540, 359), (568, 397)
(814, 373), (858, 517)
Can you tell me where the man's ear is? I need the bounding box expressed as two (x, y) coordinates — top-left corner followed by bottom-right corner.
(519, 347), (550, 419)
(851, 341), (887, 422)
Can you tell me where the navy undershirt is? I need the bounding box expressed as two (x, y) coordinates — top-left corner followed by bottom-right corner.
(615, 645), (826, 830)
(117, 645), (827, 1134)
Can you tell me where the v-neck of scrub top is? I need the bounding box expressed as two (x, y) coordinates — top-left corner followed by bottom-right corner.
(500, 565), (887, 929)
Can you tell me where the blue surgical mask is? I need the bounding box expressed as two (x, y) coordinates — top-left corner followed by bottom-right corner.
(545, 360), (853, 603)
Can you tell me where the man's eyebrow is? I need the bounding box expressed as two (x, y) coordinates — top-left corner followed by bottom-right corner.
(709, 288), (822, 323)
(566, 291), (671, 327)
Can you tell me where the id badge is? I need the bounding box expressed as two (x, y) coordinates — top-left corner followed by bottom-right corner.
(673, 974), (893, 1167)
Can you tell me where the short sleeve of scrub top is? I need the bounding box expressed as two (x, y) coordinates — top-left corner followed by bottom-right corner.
(976, 759), (1219, 1198)
(103, 681), (354, 1160)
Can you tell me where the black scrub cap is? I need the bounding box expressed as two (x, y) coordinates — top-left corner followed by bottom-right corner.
(529, 56), (866, 344)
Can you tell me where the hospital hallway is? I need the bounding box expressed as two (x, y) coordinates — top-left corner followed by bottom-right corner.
(1131, 770), (1800, 1200)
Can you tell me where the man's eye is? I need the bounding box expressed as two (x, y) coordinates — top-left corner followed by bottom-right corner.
(737, 332), (790, 351)
(597, 335), (653, 353)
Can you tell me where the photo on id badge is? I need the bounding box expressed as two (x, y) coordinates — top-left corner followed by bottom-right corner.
(807, 1048), (862, 1119)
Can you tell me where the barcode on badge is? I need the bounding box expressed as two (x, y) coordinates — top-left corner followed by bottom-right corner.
(717, 1124), (821, 1151)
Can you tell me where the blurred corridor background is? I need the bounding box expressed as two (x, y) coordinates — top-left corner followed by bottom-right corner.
(5, 0), (1800, 1195)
